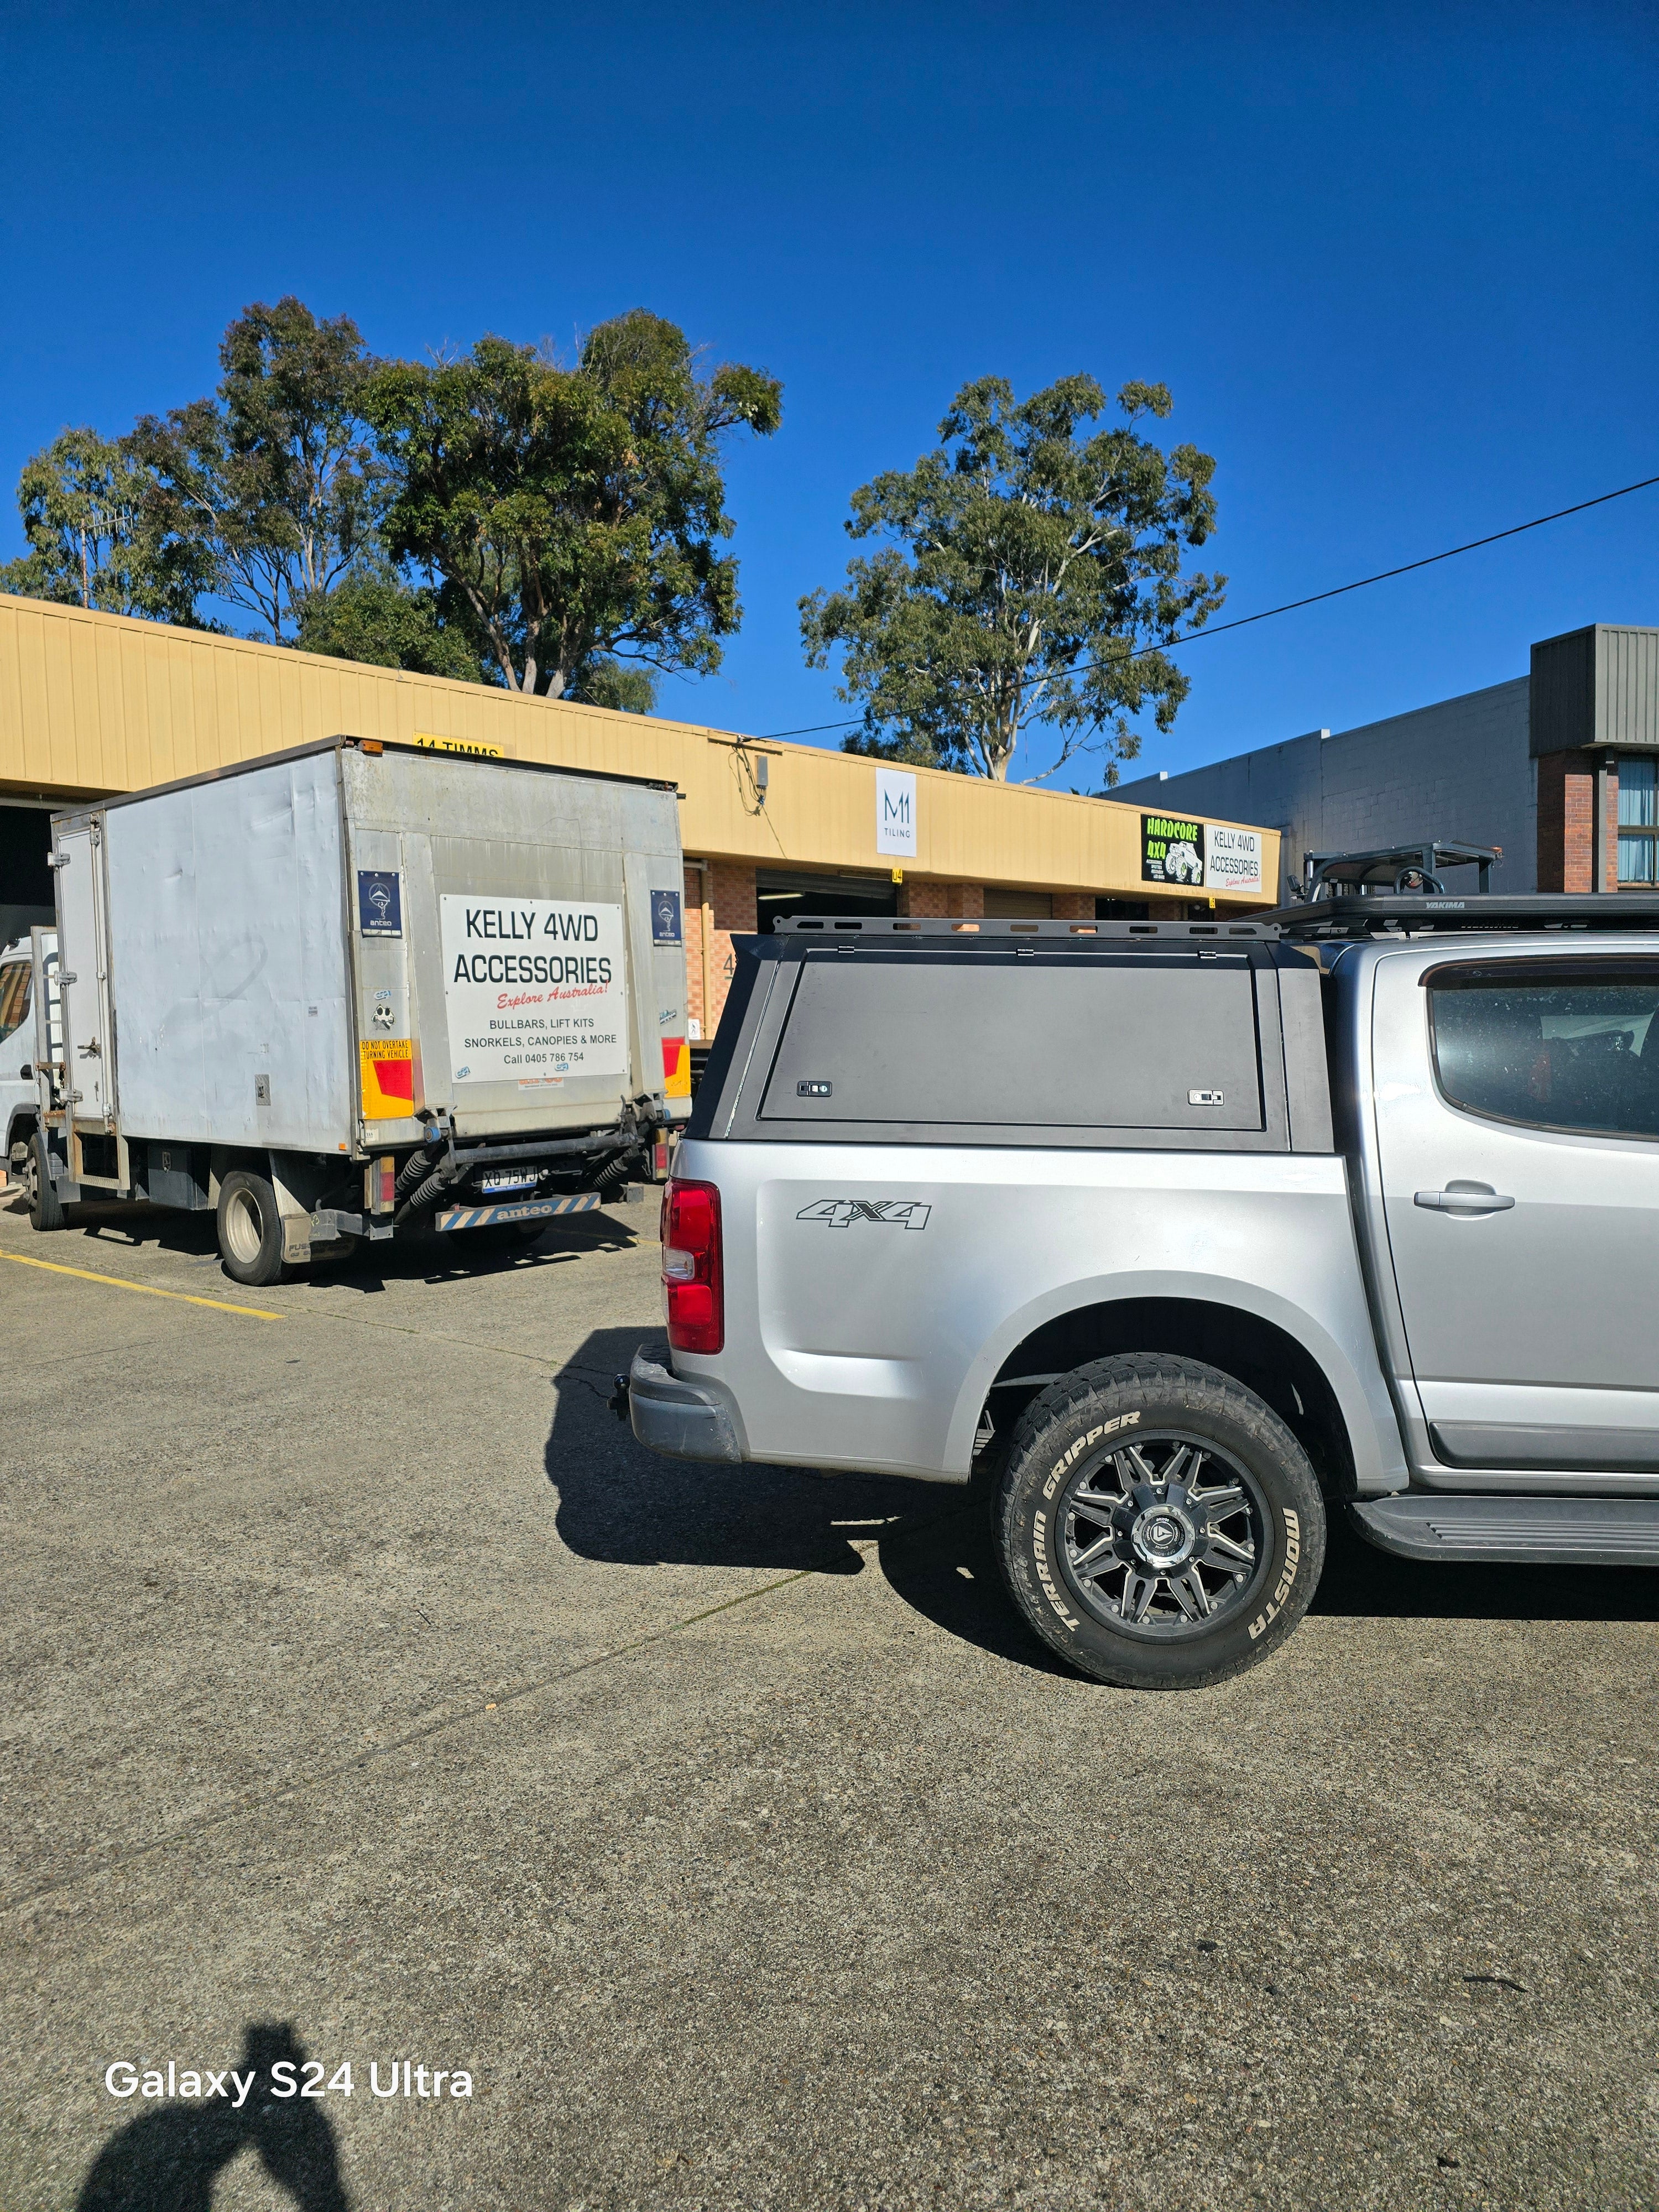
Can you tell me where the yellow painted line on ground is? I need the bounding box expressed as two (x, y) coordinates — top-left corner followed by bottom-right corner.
(0, 1249), (282, 1320)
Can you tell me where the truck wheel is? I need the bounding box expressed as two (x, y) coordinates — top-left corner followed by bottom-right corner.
(217, 1169), (288, 1287)
(27, 1131), (65, 1232)
(995, 1354), (1325, 1691)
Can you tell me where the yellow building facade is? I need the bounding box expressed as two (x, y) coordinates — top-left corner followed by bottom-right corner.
(0, 593), (1279, 1035)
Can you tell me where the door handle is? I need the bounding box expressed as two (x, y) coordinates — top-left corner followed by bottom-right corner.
(1413, 1187), (1515, 1212)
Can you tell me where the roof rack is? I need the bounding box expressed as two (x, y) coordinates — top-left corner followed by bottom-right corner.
(1271, 893), (1659, 937)
(1299, 839), (1500, 901)
(770, 915), (1277, 941)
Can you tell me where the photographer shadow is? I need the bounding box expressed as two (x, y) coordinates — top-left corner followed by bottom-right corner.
(77, 2023), (349, 2212)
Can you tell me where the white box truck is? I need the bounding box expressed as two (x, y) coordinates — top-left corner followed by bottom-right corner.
(23, 737), (693, 1284)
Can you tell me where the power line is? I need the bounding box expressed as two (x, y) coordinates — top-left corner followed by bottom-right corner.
(750, 469), (1659, 743)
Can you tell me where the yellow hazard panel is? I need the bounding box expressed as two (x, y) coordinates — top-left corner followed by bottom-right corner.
(361, 1038), (416, 1118)
(661, 1038), (691, 1098)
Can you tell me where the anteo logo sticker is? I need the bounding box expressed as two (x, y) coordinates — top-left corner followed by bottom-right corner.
(796, 1198), (932, 1231)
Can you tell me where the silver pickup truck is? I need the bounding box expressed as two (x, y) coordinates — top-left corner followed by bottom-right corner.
(624, 898), (1659, 1688)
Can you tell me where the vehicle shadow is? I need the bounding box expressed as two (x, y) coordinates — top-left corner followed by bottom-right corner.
(75, 2021), (349, 2212)
(549, 1331), (1659, 1669)
(546, 1328), (1070, 1673)
(32, 1196), (639, 1291)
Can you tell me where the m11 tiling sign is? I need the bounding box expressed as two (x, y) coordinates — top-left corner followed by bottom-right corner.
(875, 768), (917, 858)
(440, 895), (628, 1090)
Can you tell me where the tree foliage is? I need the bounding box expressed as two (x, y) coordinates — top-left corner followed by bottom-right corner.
(0, 426), (210, 623)
(800, 375), (1224, 782)
(128, 297), (383, 642)
(2, 301), (778, 709)
(365, 311), (782, 697)
(291, 571), (484, 682)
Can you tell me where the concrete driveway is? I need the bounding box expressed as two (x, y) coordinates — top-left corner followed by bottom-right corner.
(2, 1187), (1656, 2210)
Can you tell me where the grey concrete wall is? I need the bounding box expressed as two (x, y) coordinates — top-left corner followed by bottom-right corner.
(1115, 675), (1537, 895)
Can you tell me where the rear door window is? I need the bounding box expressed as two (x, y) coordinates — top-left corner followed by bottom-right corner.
(760, 952), (1266, 1130)
(1427, 961), (1659, 1139)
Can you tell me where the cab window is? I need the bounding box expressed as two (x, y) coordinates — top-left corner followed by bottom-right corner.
(0, 961), (30, 1045)
(1427, 961), (1659, 1139)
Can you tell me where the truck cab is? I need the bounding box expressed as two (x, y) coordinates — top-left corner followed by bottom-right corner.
(1, 936), (42, 1197)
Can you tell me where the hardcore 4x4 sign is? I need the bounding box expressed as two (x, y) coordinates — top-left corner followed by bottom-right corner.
(1142, 813), (1206, 888)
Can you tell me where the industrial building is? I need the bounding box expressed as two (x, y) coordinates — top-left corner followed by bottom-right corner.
(0, 593), (1279, 1038)
(1116, 623), (1659, 900)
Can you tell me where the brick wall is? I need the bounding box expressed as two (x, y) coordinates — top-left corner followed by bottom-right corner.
(1051, 892), (1094, 921)
(898, 881), (987, 919)
(703, 860), (757, 1032)
(682, 864), (708, 1037)
(1536, 754), (1616, 892)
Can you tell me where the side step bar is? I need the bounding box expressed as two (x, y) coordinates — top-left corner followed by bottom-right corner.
(1351, 1493), (1659, 1565)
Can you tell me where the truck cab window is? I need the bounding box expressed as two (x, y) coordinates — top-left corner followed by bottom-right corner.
(0, 961), (30, 1043)
(1428, 962), (1659, 1139)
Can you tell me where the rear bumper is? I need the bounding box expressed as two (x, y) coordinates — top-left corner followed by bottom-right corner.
(625, 1346), (743, 1463)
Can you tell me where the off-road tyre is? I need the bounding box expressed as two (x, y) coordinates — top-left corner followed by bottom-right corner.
(995, 1353), (1325, 1691)
(216, 1168), (290, 1287)
(27, 1130), (66, 1232)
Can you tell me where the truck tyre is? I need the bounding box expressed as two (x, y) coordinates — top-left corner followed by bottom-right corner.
(27, 1131), (65, 1232)
(995, 1354), (1325, 1691)
(216, 1168), (289, 1287)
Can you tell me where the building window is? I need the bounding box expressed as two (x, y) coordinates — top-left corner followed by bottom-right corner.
(1618, 757), (1657, 885)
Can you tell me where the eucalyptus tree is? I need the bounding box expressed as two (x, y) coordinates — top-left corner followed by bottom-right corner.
(800, 375), (1224, 782)
(365, 311), (782, 698)
(129, 296), (383, 641)
(0, 426), (208, 622)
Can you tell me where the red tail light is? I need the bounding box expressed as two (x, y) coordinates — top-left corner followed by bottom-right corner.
(661, 1178), (723, 1353)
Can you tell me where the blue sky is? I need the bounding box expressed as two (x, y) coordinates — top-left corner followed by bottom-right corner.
(2, 2), (1655, 786)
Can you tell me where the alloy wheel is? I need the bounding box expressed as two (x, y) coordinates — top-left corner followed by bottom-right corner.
(1057, 1432), (1269, 1639)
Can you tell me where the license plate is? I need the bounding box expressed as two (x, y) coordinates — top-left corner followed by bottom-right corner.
(480, 1172), (538, 1194)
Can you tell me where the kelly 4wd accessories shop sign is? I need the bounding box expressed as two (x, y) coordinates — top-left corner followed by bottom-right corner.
(1141, 813), (1262, 896)
(440, 896), (628, 1090)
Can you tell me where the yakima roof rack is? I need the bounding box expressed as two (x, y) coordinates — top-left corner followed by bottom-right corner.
(1271, 893), (1659, 937)
(770, 915), (1278, 941)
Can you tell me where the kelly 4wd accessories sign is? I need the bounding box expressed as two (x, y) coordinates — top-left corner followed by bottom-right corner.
(440, 895), (628, 1089)
(1207, 825), (1264, 896)
(1142, 813), (1207, 888)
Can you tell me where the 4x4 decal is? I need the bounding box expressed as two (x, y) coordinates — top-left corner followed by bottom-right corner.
(796, 1198), (932, 1231)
